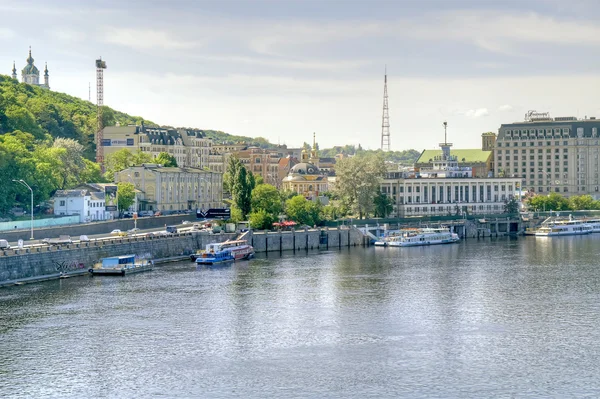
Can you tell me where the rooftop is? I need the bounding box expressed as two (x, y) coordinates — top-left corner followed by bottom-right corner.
(417, 149), (491, 164)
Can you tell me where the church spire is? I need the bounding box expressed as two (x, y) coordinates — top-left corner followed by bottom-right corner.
(11, 61), (17, 80)
(27, 46), (34, 65)
(44, 62), (49, 89)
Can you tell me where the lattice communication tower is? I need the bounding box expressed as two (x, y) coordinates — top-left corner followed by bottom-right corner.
(96, 58), (107, 166)
(381, 68), (390, 151)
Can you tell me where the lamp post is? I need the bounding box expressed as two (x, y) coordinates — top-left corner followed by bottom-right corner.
(127, 174), (138, 231)
(12, 179), (34, 240)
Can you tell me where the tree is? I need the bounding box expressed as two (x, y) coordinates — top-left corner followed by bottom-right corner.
(527, 193), (570, 212)
(155, 152), (177, 167)
(569, 195), (595, 210)
(228, 157), (255, 219)
(248, 209), (275, 230)
(117, 182), (136, 211)
(104, 149), (153, 181)
(334, 153), (386, 218)
(52, 137), (86, 189)
(373, 191), (393, 218)
(253, 174), (264, 186)
(251, 184), (282, 217)
(285, 195), (322, 226)
(503, 197), (520, 214)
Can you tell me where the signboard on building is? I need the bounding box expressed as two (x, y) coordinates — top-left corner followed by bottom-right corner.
(105, 185), (118, 211)
(101, 139), (135, 147)
(197, 208), (231, 219)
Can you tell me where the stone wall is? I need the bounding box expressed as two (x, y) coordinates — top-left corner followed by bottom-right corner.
(0, 231), (235, 284)
(0, 227), (367, 285)
(248, 227), (364, 253)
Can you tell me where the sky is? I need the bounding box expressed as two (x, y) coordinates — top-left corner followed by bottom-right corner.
(2, 0), (600, 151)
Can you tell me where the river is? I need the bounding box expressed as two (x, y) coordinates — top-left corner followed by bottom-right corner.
(1, 236), (600, 398)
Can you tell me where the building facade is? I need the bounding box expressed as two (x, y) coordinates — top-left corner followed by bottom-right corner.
(101, 125), (212, 169)
(495, 112), (600, 198)
(52, 189), (110, 223)
(12, 47), (49, 89)
(233, 147), (280, 187)
(383, 124), (520, 217)
(115, 164), (223, 213)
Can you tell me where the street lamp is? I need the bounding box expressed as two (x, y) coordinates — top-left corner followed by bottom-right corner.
(12, 179), (34, 240)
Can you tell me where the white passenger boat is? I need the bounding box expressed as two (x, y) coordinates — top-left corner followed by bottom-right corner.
(89, 254), (153, 276)
(386, 228), (460, 247)
(534, 219), (593, 236)
(583, 218), (600, 233)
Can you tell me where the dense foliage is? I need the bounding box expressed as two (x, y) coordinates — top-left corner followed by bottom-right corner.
(334, 152), (387, 219)
(526, 193), (600, 212)
(319, 145), (420, 165)
(0, 75), (149, 216)
(226, 156), (255, 219)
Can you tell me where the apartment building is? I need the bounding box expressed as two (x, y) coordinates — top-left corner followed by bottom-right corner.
(495, 111), (600, 198)
(115, 164), (223, 213)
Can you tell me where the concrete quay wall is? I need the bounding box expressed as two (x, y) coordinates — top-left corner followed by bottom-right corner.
(0, 232), (235, 285)
(248, 227), (365, 253)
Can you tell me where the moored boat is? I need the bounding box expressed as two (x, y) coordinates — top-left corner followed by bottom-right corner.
(386, 227), (460, 247)
(89, 254), (153, 276)
(534, 218), (593, 236)
(192, 240), (254, 265)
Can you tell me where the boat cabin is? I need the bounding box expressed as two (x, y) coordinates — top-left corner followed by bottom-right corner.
(101, 255), (136, 268)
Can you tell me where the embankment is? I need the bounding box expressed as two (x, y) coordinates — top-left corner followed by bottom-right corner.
(0, 227), (367, 286)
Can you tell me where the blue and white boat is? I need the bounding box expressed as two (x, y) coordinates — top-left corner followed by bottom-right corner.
(192, 240), (254, 265)
(89, 254), (153, 276)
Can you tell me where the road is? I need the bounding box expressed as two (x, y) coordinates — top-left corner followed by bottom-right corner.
(4, 220), (204, 249)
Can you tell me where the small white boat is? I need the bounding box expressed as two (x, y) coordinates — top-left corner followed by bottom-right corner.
(89, 254), (153, 275)
(386, 228), (460, 247)
(535, 218), (593, 236)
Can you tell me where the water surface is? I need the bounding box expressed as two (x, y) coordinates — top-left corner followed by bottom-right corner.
(1, 236), (600, 398)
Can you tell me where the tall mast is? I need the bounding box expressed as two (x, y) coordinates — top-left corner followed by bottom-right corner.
(381, 66), (391, 151)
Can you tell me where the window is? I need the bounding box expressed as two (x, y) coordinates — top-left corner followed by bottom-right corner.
(60, 200), (65, 206)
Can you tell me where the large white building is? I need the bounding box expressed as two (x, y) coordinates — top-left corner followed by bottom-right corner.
(381, 124), (521, 217)
(115, 164), (223, 213)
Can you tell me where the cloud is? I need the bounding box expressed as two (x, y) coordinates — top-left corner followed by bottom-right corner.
(103, 27), (199, 50)
(48, 28), (86, 43)
(498, 104), (513, 112)
(464, 108), (490, 119)
(0, 28), (15, 40)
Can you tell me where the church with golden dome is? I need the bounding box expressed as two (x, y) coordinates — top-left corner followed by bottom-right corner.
(281, 133), (329, 200)
(11, 47), (50, 89)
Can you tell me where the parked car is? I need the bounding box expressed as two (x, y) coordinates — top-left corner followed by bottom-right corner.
(166, 225), (178, 234)
(138, 211), (153, 217)
(41, 235), (72, 245)
(0, 239), (11, 249)
(182, 220), (191, 225)
(127, 228), (140, 234)
(79, 235), (90, 242)
(110, 229), (122, 235)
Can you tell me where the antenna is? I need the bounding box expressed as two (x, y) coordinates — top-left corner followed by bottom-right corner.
(95, 57), (107, 167)
(381, 66), (391, 151)
(443, 121), (448, 144)
(88, 82), (91, 102)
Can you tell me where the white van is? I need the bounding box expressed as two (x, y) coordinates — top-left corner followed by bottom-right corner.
(0, 239), (11, 249)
